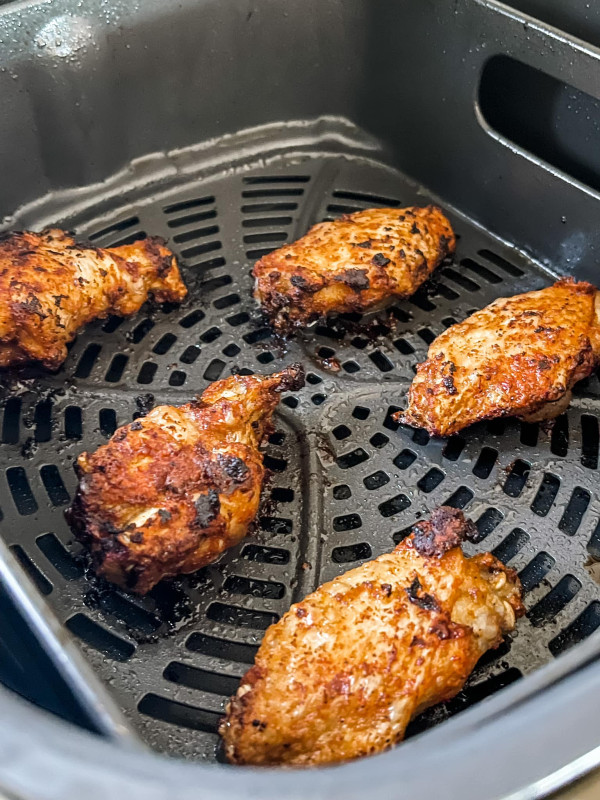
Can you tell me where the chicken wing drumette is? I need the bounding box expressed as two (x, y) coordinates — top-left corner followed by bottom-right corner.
(400, 278), (600, 437)
(253, 206), (455, 331)
(0, 228), (186, 369)
(220, 507), (524, 766)
(67, 366), (304, 594)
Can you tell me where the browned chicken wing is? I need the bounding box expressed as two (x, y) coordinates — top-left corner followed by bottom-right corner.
(220, 507), (524, 766)
(253, 206), (455, 331)
(400, 278), (600, 437)
(67, 366), (304, 594)
(0, 228), (186, 369)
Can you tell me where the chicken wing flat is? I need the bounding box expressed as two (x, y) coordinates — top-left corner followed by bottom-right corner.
(400, 278), (600, 437)
(67, 366), (304, 594)
(220, 507), (524, 766)
(253, 206), (455, 331)
(0, 229), (186, 369)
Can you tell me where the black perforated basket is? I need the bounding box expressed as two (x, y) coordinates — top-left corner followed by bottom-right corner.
(2, 0), (600, 798)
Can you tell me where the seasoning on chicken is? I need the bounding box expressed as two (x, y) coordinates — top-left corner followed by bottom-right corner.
(253, 206), (455, 331)
(399, 278), (600, 437)
(67, 366), (305, 594)
(220, 506), (524, 766)
(0, 228), (187, 369)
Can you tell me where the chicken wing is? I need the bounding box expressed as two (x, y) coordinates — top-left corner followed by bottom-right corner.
(400, 278), (600, 437)
(220, 506), (524, 766)
(253, 206), (455, 331)
(0, 228), (186, 369)
(67, 365), (304, 594)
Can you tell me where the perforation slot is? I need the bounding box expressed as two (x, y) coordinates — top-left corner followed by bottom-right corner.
(559, 488), (590, 535)
(528, 575), (582, 627)
(378, 493), (411, 518)
(549, 602), (600, 656)
(519, 553), (555, 593)
(36, 533), (83, 580)
(163, 662), (240, 697)
(531, 473), (560, 517)
(186, 633), (257, 664)
(206, 603), (278, 630)
(332, 542), (372, 563)
(7, 467), (37, 515)
(65, 614), (134, 661)
(40, 465), (69, 506)
(223, 576), (285, 600)
(503, 460), (530, 497)
(138, 694), (220, 733)
(492, 528), (530, 563)
(10, 545), (51, 595)
(473, 447), (498, 479)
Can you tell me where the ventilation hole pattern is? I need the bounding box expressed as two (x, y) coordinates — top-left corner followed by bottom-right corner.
(1, 156), (598, 761)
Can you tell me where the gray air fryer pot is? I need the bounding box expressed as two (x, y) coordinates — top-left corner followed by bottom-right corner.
(2, 0), (600, 798)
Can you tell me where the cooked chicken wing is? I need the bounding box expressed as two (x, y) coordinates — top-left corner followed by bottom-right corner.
(0, 228), (186, 369)
(399, 278), (600, 437)
(67, 366), (304, 594)
(220, 507), (524, 766)
(253, 206), (455, 331)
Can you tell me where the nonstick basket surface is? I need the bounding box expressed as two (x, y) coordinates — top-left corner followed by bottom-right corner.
(1, 126), (600, 761)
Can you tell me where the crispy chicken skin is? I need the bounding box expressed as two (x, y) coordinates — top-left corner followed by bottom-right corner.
(67, 366), (304, 594)
(400, 278), (600, 437)
(253, 206), (455, 331)
(220, 507), (524, 767)
(0, 229), (186, 369)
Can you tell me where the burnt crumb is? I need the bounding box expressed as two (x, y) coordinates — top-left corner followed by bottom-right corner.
(442, 375), (457, 395)
(296, 607), (308, 618)
(334, 268), (370, 291)
(290, 274), (309, 289)
(17, 295), (47, 319)
(217, 453), (250, 483)
(411, 506), (477, 558)
(98, 535), (127, 556)
(371, 253), (391, 268)
(429, 617), (466, 640)
(130, 531), (144, 544)
(405, 576), (441, 612)
(381, 583), (392, 596)
(194, 489), (221, 528)
(439, 235), (451, 257)
(398, 248), (406, 258)
(410, 635), (426, 647)
(135, 393), (155, 416)
(538, 357), (552, 371)
(410, 222), (420, 235)
(99, 520), (125, 537)
(130, 421), (143, 431)
(354, 240), (373, 248)
(251, 719), (267, 730)
(158, 509), (172, 523)
(52, 294), (68, 308)
(21, 437), (38, 459)
(274, 363), (305, 393)
(290, 274), (319, 293)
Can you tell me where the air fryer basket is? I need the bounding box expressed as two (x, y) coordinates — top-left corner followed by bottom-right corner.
(2, 0), (600, 798)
